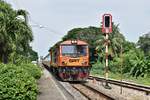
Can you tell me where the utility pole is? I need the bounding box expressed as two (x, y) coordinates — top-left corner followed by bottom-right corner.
(102, 14), (112, 89)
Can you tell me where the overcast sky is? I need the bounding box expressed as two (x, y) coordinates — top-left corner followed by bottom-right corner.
(6, 0), (150, 57)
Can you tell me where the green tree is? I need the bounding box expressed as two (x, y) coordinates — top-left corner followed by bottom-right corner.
(96, 24), (125, 61)
(137, 32), (150, 56)
(28, 47), (38, 61)
(62, 24), (125, 63)
(130, 52), (150, 78)
(62, 26), (104, 62)
(63, 27), (103, 48)
(0, 0), (34, 63)
(128, 32), (150, 77)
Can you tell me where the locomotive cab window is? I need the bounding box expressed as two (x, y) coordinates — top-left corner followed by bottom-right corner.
(61, 45), (87, 56)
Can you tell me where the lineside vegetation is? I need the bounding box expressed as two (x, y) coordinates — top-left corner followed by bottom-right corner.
(0, 1), (41, 99)
(0, 63), (42, 100)
(62, 25), (150, 85)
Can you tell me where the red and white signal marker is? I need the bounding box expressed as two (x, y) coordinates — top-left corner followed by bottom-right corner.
(102, 14), (112, 33)
(101, 13), (112, 89)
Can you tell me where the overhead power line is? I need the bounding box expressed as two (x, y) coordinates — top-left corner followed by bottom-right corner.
(11, 0), (63, 38)
(28, 15), (63, 37)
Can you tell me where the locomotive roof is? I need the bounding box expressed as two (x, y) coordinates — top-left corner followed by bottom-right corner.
(49, 40), (88, 51)
(60, 40), (88, 45)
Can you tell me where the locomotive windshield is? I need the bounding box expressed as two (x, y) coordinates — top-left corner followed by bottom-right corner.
(61, 45), (87, 56)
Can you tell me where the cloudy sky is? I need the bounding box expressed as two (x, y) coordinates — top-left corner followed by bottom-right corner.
(6, 0), (150, 57)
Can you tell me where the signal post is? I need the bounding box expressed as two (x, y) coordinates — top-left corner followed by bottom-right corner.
(102, 14), (112, 89)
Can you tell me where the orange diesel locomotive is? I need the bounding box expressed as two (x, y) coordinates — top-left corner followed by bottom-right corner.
(49, 40), (91, 81)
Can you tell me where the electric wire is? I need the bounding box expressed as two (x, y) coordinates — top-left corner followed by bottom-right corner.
(28, 15), (63, 37)
(11, 0), (63, 37)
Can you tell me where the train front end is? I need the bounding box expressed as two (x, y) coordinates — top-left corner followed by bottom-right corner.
(58, 40), (90, 81)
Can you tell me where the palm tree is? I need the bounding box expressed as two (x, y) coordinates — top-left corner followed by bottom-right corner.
(95, 24), (125, 59)
(0, 1), (14, 63)
(109, 24), (125, 56)
(10, 9), (33, 63)
(0, 1), (33, 63)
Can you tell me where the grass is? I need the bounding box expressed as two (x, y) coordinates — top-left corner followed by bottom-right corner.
(90, 64), (150, 86)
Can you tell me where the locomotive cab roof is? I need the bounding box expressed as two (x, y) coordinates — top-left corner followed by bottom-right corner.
(49, 40), (88, 52)
(60, 40), (88, 45)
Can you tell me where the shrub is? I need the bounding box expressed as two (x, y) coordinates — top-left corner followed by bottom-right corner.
(0, 64), (38, 100)
(91, 61), (105, 75)
(20, 63), (42, 79)
(130, 57), (150, 78)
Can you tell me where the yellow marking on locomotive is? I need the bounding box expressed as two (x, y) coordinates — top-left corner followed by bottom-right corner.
(69, 59), (80, 63)
(66, 57), (87, 66)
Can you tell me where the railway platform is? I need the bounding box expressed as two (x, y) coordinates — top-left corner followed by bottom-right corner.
(37, 67), (73, 100)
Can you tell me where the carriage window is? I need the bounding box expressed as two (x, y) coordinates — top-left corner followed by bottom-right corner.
(61, 45), (87, 56)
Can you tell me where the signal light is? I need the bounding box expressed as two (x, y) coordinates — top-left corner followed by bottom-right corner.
(105, 16), (110, 27)
(102, 14), (112, 33)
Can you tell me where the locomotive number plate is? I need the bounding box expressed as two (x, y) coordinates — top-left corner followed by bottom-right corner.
(69, 59), (79, 63)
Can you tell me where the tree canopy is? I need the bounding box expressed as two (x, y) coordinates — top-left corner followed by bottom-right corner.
(0, 0), (38, 63)
(137, 32), (150, 56)
(61, 23), (150, 78)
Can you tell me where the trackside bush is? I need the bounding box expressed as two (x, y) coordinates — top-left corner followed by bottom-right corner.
(0, 63), (39, 100)
(20, 63), (42, 79)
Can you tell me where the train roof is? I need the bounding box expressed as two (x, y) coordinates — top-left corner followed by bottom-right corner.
(60, 40), (88, 45)
(49, 40), (88, 51)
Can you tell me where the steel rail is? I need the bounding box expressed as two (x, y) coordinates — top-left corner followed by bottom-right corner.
(71, 83), (114, 100)
(71, 84), (91, 100)
(88, 76), (150, 95)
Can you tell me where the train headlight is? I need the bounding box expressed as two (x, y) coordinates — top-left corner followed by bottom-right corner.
(71, 40), (77, 44)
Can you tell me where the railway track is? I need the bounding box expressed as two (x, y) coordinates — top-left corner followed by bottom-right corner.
(42, 63), (88, 100)
(71, 83), (114, 100)
(42, 64), (149, 99)
(88, 76), (150, 95)
(43, 64), (115, 100)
